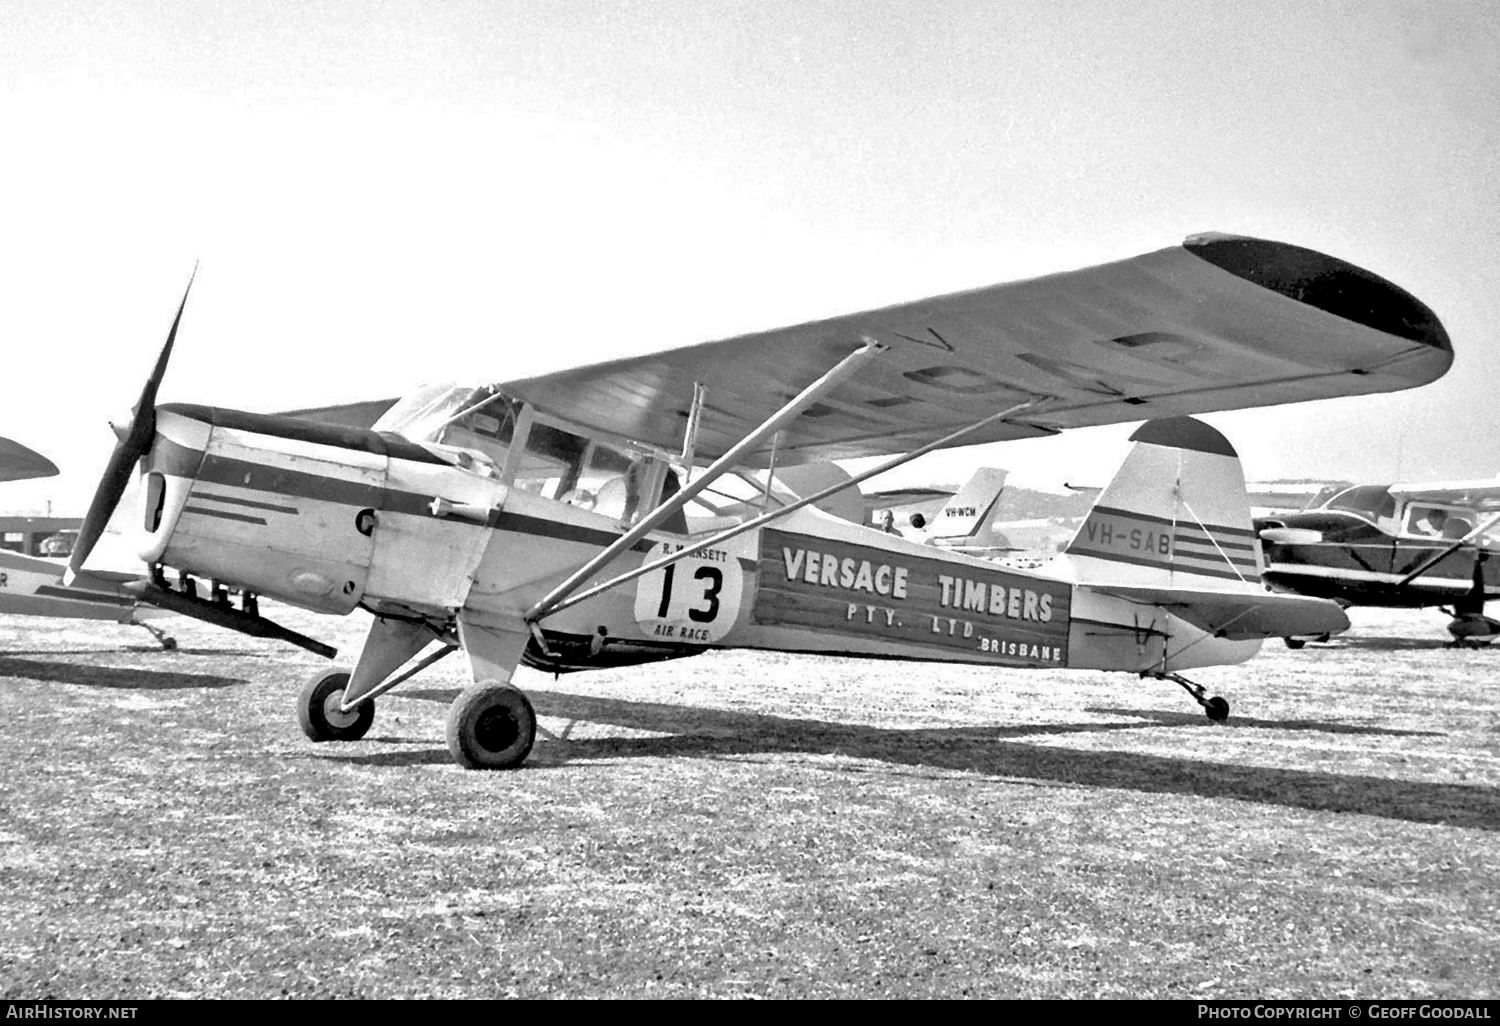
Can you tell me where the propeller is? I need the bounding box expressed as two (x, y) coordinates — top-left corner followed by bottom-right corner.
(66, 268), (197, 583)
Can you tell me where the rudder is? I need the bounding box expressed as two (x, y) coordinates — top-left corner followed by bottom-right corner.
(1062, 417), (1263, 587)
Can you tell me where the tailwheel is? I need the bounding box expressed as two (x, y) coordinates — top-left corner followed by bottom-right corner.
(1152, 671), (1231, 724)
(297, 669), (374, 742)
(446, 684), (536, 770)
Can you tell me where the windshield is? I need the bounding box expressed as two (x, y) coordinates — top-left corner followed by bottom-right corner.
(374, 383), (521, 464)
(1322, 485), (1396, 523)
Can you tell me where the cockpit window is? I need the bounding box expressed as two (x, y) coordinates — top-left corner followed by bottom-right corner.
(374, 383), (521, 465)
(1323, 485), (1396, 522)
(1404, 504), (1475, 540)
(512, 421), (675, 525)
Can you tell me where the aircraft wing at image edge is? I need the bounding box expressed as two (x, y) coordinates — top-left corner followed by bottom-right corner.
(487, 232), (1451, 464)
(0, 437), (60, 483)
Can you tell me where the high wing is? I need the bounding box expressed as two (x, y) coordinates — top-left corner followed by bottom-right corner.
(0, 436), (60, 484)
(1387, 479), (1500, 509)
(497, 233), (1450, 465)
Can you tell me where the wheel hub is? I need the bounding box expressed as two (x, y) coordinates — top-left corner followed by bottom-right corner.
(322, 691), (361, 729)
(474, 706), (519, 753)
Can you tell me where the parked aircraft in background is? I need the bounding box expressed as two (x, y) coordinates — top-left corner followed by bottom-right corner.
(1245, 480), (1353, 517)
(0, 437), (175, 648)
(873, 468), (1009, 545)
(1258, 479), (1500, 645)
(69, 233), (1450, 768)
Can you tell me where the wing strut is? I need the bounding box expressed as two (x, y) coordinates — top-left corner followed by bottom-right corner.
(524, 339), (887, 622)
(531, 395), (1050, 624)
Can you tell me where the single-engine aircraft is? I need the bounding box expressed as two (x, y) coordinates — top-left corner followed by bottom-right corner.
(872, 467), (1010, 546)
(1257, 478), (1500, 644)
(0, 437), (176, 647)
(863, 466), (1006, 531)
(68, 233), (1451, 768)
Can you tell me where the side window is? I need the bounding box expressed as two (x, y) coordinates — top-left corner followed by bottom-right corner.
(1404, 505), (1473, 539)
(514, 423), (590, 500)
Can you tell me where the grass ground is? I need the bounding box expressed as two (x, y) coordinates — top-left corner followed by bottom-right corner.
(1, 604), (1497, 998)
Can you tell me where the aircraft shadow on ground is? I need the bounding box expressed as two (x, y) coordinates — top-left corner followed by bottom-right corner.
(359, 688), (1498, 830)
(2, 646), (266, 659)
(1088, 706), (1445, 737)
(1318, 636), (1476, 652)
(0, 656), (246, 691)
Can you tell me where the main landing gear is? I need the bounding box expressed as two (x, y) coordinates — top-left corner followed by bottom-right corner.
(1149, 671), (1230, 722)
(294, 667), (539, 769)
(445, 684), (537, 770)
(1445, 610), (1500, 648)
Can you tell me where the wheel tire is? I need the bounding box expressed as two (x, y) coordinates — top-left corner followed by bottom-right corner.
(161, 637), (178, 651)
(446, 684), (536, 770)
(297, 669), (374, 742)
(1283, 637), (1306, 650)
(1204, 696), (1231, 722)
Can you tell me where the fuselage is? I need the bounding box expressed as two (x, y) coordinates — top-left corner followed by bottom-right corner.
(1258, 507), (1500, 609)
(127, 399), (1257, 676)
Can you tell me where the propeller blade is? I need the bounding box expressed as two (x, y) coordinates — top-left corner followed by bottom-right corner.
(66, 269), (197, 581)
(65, 440), (145, 582)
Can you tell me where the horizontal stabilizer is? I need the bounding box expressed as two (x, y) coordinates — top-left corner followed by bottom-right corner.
(1092, 584), (1349, 639)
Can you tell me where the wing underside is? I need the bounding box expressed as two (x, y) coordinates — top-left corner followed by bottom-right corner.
(501, 233), (1450, 465)
(0, 437), (60, 484)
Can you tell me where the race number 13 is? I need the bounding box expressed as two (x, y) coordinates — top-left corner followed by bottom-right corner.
(633, 543), (743, 643)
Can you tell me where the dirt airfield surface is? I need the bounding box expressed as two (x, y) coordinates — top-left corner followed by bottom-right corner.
(1, 603), (1497, 999)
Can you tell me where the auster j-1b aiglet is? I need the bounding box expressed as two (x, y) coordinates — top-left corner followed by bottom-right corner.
(68, 234), (1452, 769)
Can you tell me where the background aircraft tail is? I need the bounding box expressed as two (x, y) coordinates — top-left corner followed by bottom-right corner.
(924, 467), (1008, 542)
(1061, 417), (1263, 588)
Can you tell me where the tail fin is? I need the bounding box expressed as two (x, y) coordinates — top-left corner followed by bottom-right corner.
(1062, 417), (1263, 587)
(925, 468), (1009, 542)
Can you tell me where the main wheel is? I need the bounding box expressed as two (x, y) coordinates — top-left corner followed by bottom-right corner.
(1283, 637), (1306, 650)
(297, 669), (375, 742)
(446, 684), (536, 770)
(1204, 696), (1230, 722)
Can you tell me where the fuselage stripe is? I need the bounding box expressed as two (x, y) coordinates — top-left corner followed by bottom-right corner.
(1069, 546), (1260, 581)
(182, 505), (268, 526)
(192, 491), (300, 515)
(167, 443), (668, 553)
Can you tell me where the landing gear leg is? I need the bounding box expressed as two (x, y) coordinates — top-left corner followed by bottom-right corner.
(1151, 671), (1230, 722)
(133, 618), (177, 651)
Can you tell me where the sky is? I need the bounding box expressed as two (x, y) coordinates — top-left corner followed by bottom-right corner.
(1, 0), (1497, 514)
